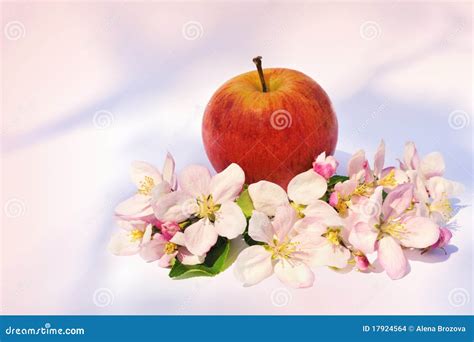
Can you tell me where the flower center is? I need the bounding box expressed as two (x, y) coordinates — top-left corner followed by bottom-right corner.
(137, 176), (155, 196)
(334, 194), (350, 217)
(377, 169), (397, 187)
(264, 238), (299, 260)
(429, 198), (453, 220)
(290, 201), (306, 218)
(380, 221), (407, 240)
(129, 229), (144, 242)
(164, 242), (178, 254)
(353, 183), (373, 197)
(197, 195), (220, 221)
(323, 227), (342, 245)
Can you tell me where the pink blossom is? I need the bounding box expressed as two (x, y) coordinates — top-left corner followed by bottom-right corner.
(313, 152), (338, 180)
(115, 153), (177, 221)
(430, 227), (452, 249)
(160, 221), (180, 241)
(354, 254), (370, 271)
(234, 205), (321, 288)
(153, 163), (246, 256)
(348, 185), (440, 279)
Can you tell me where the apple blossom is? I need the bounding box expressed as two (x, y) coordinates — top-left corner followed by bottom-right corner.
(348, 184), (440, 279)
(330, 141), (407, 216)
(153, 163), (246, 256)
(293, 200), (351, 269)
(234, 205), (321, 288)
(248, 169), (327, 218)
(108, 219), (153, 256)
(347, 140), (407, 193)
(429, 227), (452, 250)
(353, 253), (370, 271)
(115, 153), (177, 222)
(140, 230), (205, 268)
(313, 152), (338, 180)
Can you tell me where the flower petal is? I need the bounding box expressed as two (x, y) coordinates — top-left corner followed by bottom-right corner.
(131, 161), (162, 189)
(210, 163), (245, 203)
(249, 210), (274, 244)
(139, 236), (166, 262)
(287, 170), (327, 205)
(248, 180), (288, 216)
(426, 176), (464, 199)
(179, 165), (211, 198)
(170, 231), (186, 245)
(214, 201), (246, 239)
(184, 219), (218, 256)
(233, 245), (273, 286)
(420, 152), (445, 179)
(347, 150), (366, 178)
(115, 194), (153, 218)
(382, 183), (414, 220)
(108, 230), (141, 256)
(401, 141), (420, 170)
(307, 240), (350, 269)
(399, 216), (440, 248)
(177, 247), (205, 265)
(272, 204), (298, 241)
(162, 152), (177, 190)
(303, 200), (343, 227)
(158, 252), (177, 268)
(377, 236), (408, 280)
(373, 140), (385, 177)
(348, 222), (378, 254)
(152, 191), (195, 222)
(292, 217), (327, 236)
(274, 259), (314, 288)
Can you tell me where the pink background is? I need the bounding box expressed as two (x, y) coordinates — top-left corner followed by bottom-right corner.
(1, 1), (472, 315)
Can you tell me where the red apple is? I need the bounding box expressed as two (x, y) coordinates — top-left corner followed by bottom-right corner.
(202, 57), (338, 188)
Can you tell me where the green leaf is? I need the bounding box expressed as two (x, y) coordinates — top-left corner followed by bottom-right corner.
(243, 229), (264, 246)
(168, 237), (231, 279)
(236, 186), (254, 219)
(328, 175), (349, 187)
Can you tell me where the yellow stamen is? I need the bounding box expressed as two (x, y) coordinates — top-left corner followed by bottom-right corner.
(290, 201), (306, 219)
(164, 242), (178, 254)
(381, 221), (407, 240)
(377, 169), (397, 187)
(353, 183), (373, 197)
(264, 238), (299, 260)
(334, 194), (351, 217)
(137, 176), (155, 196)
(197, 195), (220, 221)
(323, 227), (342, 245)
(129, 229), (144, 242)
(429, 198), (453, 220)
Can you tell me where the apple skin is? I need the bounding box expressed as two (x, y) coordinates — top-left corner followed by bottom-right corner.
(202, 68), (338, 188)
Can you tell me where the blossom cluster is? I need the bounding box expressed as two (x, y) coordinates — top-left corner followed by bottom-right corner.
(109, 141), (463, 288)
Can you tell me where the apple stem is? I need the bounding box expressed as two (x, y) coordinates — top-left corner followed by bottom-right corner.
(252, 56), (268, 92)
